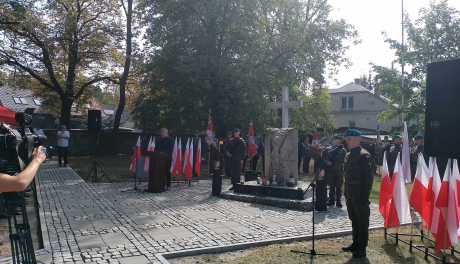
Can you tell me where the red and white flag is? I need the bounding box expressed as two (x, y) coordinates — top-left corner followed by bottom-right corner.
(247, 123), (258, 158)
(172, 138), (182, 180)
(409, 154), (431, 226)
(205, 115), (214, 140)
(453, 160), (460, 237)
(401, 122), (411, 182)
(379, 151), (392, 227)
(387, 153), (411, 228)
(148, 136), (155, 151)
(310, 128), (320, 154)
(130, 136), (141, 177)
(183, 138), (190, 174)
(434, 160), (459, 252)
(183, 139), (193, 180)
(170, 138), (178, 173)
(427, 158), (442, 238)
(195, 138), (201, 178)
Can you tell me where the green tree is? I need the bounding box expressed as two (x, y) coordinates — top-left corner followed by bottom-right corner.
(134, 0), (359, 135)
(0, 0), (122, 126)
(372, 0), (460, 136)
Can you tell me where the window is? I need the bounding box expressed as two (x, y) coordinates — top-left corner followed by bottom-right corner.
(341, 96), (354, 109)
(19, 98), (27, 104)
(13, 97), (21, 104)
(34, 99), (41, 105)
(349, 121), (356, 128)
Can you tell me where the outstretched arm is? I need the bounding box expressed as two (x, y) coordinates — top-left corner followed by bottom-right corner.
(0, 147), (46, 193)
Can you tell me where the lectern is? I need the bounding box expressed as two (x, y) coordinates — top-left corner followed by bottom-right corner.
(145, 151), (169, 193)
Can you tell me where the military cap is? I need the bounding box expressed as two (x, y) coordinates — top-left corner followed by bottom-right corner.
(344, 129), (361, 137)
(331, 135), (341, 140)
(393, 135), (402, 139)
(416, 135), (424, 139)
(234, 128), (240, 132)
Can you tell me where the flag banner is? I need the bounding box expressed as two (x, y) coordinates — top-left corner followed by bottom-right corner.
(401, 122), (411, 182)
(130, 136), (141, 177)
(387, 153), (411, 228)
(195, 138), (201, 177)
(247, 123), (258, 158)
(170, 138), (178, 173)
(172, 138), (182, 179)
(426, 158), (442, 238)
(409, 153), (431, 226)
(310, 128), (320, 154)
(205, 115), (214, 145)
(379, 151), (391, 227)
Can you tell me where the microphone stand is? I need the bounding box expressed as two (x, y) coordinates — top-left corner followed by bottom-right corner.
(292, 168), (336, 263)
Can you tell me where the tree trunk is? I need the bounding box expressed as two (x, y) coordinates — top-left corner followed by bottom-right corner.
(111, 0), (133, 152)
(60, 97), (73, 128)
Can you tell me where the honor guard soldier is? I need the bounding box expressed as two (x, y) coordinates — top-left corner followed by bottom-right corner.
(224, 128), (246, 190)
(385, 135), (402, 179)
(324, 135), (346, 207)
(410, 135), (427, 180)
(342, 129), (374, 258)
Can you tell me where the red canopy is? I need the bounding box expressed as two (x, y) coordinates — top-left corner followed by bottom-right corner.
(0, 105), (19, 126)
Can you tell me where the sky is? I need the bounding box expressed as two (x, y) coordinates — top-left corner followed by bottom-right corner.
(326, 0), (460, 88)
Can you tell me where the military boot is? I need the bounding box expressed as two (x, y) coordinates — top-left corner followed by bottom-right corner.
(342, 244), (358, 252)
(352, 247), (366, 258)
(336, 200), (342, 208)
(327, 199), (335, 206)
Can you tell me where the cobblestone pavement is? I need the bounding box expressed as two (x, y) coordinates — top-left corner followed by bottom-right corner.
(1, 160), (387, 264)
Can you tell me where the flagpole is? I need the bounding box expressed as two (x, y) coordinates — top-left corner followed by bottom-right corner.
(425, 229), (431, 260)
(410, 208), (415, 252)
(401, 0), (405, 124)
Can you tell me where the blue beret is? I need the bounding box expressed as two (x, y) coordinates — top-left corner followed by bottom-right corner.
(344, 129), (361, 137)
(416, 135), (424, 139)
(332, 135), (341, 140)
(234, 128), (240, 132)
(393, 135), (402, 139)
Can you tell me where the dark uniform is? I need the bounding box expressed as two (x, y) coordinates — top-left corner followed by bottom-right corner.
(410, 145), (426, 179)
(342, 129), (374, 258)
(222, 136), (232, 177)
(225, 137), (246, 185)
(344, 145), (374, 256)
(324, 145), (346, 206)
(385, 144), (401, 179)
(156, 136), (174, 188)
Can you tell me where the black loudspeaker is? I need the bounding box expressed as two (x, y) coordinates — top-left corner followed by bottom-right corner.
(88, 110), (102, 133)
(425, 59), (460, 159)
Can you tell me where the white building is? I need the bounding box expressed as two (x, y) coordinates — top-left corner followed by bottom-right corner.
(329, 79), (400, 136)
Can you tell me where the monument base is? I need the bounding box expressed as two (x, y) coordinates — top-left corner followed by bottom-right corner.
(234, 181), (309, 200)
(220, 181), (314, 211)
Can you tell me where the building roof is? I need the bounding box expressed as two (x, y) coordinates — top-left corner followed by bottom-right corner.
(329, 82), (370, 94)
(102, 109), (132, 125)
(0, 85), (44, 113)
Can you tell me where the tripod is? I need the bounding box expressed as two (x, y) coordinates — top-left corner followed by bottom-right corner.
(3, 192), (36, 264)
(291, 169), (336, 263)
(85, 132), (111, 183)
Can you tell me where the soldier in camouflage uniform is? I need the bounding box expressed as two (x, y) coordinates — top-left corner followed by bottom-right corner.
(342, 129), (374, 258)
(224, 128), (246, 190)
(410, 135), (427, 180)
(384, 135), (402, 179)
(324, 135), (346, 207)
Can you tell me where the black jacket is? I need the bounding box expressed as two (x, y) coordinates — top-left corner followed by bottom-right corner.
(156, 136), (174, 156)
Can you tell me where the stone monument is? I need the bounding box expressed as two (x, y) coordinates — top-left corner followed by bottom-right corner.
(265, 128), (298, 184)
(264, 86), (303, 185)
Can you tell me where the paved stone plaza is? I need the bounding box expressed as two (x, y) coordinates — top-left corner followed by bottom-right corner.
(1, 160), (386, 264)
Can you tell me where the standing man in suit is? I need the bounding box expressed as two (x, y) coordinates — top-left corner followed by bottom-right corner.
(156, 128), (174, 190)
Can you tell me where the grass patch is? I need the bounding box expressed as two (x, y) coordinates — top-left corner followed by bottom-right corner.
(169, 225), (460, 264)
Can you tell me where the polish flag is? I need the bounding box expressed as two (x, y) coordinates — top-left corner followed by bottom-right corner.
(172, 138), (182, 180)
(310, 128), (319, 155)
(247, 123), (258, 158)
(379, 151), (392, 227)
(401, 122), (411, 182)
(409, 154), (431, 226)
(205, 115), (214, 140)
(434, 160), (459, 252)
(144, 136), (155, 173)
(170, 138), (178, 174)
(130, 136), (141, 177)
(195, 138), (201, 178)
(183, 138), (190, 174)
(184, 139), (193, 180)
(386, 153), (411, 228)
(426, 158), (442, 238)
(453, 160), (460, 237)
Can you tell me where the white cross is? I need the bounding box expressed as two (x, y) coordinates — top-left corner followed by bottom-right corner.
(268, 86), (303, 128)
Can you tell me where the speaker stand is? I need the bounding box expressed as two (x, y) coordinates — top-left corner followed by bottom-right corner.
(85, 133), (111, 183)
